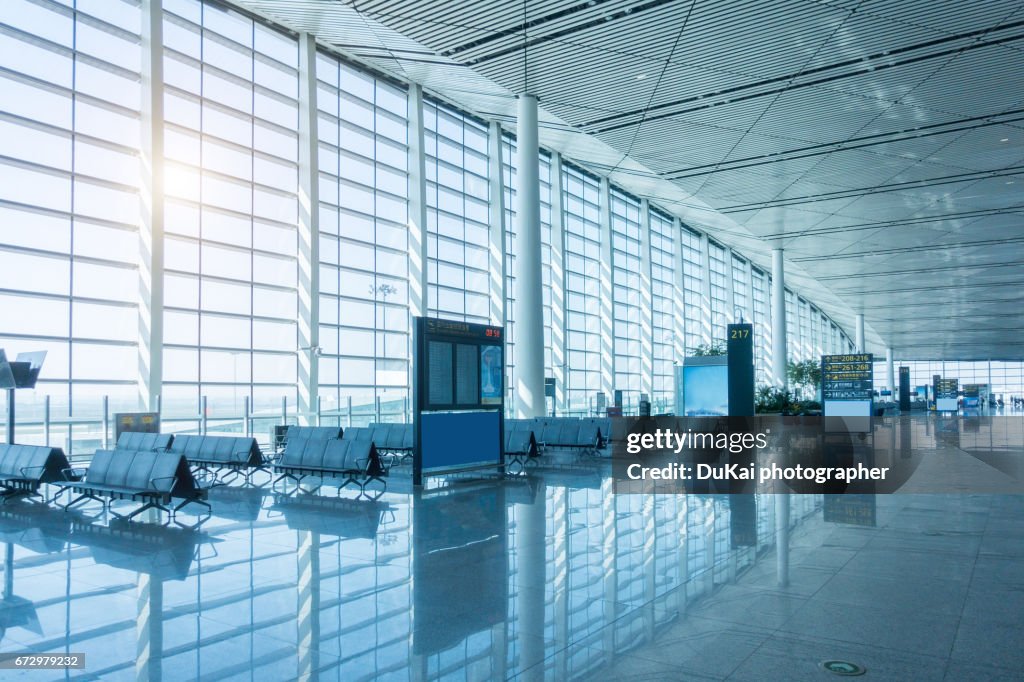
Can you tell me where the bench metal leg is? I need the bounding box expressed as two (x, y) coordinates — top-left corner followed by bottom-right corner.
(174, 497), (211, 513)
(63, 492), (97, 511)
(273, 472), (298, 487)
(118, 500), (171, 522)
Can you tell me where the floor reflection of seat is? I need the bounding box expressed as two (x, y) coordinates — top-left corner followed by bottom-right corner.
(0, 503), (211, 581)
(207, 486), (270, 523)
(270, 493), (389, 539)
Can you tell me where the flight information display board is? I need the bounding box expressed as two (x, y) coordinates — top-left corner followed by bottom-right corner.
(413, 317), (505, 485)
(417, 318), (503, 410)
(822, 354), (873, 401)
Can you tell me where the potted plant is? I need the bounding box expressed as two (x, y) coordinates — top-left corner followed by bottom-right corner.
(689, 341), (727, 357)
(755, 385), (793, 414)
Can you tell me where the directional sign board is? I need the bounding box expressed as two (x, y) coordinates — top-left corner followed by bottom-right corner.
(821, 353), (873, 427)
(822, 354), (873, 401)
(936, 378), (958, 412)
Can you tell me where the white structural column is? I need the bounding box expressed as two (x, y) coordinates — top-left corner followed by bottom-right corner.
(599, 178), (615, 402)
(601, 477), (617, 659)
(408, 84), (429, 320)
(138, 0), (164, 412)
(855, 314), (865, 353)
(513, 95), (545, 418)
(886, 347), (895, 394)
(638, 199), (653, 400)
(551, 486), (568, 678)
(550, 153), (567, 413)
(699, 233), (713, 346)
(296, 530), (320, 680)
(487, 121), (506, 328)
(297, 33), (319, 425)
(771, 248), (788, 387)
(135, 573), (163, 682)
(671, 218), (687, 366)
(517, 486), (546, 681)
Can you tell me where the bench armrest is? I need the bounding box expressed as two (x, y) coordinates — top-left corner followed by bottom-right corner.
(149, 476), (177, 494)
(62, 467), (87, 481)
(19, 465), (46, 479)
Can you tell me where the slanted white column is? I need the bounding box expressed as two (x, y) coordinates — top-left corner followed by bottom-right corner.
(724, 247), (736, 325)
(550, 153), (567, 414)
(487, 121), (506, 328)
(855, 314), (865, 353)
(408, 84), (429, 320)
(599, 178), (615, 404)
(297, 33), (319, 426)
(886, 347), (895, 394)
(771, 248), (788, 388)
(639, 200), (653, 401)
(514, 94), (545, 418)
(138, 0), (164, 412)
(671, 218), (687, 366)
(698, 233), (713, 346)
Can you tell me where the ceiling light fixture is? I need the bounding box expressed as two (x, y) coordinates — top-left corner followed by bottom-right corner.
(636, 74), (647, 80)
(1001, 138), (1009, 142)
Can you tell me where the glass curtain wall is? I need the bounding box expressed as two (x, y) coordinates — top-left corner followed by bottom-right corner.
(610, 189), (642, 404)
(316, 51), (409, 424)
(680, 227), (705, 354)
(649, 210), (676, 411)
(0, 0), (860, 438)
(562, 165), (603, 412)
(751, 268), (771, 385)
(161, 0), (299, 427)
(707, 241), (729, 344)
(423, 98), (490, 324)
(732, 255), (749, 324)
(0, 0), (143, 443)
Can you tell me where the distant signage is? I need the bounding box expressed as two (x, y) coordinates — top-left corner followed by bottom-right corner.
(544, 377), (556, 398)
(899, 366), (911, 411)
(935, 377), (959, 412)
(114, 412), (160, 441)
(821, 354), (873, 401)
(936, 378), (958, 400)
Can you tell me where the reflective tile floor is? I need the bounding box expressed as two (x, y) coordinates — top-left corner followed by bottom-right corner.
(0, 415), (1020, 681)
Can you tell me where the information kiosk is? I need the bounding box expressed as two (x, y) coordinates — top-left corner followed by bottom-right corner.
(412, 318), (505, 486)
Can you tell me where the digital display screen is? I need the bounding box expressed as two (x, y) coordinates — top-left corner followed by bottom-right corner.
(428, 341), (453, 405)
(455, 343), (479, 405)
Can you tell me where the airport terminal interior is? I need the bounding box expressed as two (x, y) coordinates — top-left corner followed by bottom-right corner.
(0, 0), (1023, 680)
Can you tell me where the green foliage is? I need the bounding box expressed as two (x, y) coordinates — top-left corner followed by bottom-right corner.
(755, 385), (793, 413)
(690, 341), (727, 357)
(786, 359), (822, 391)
